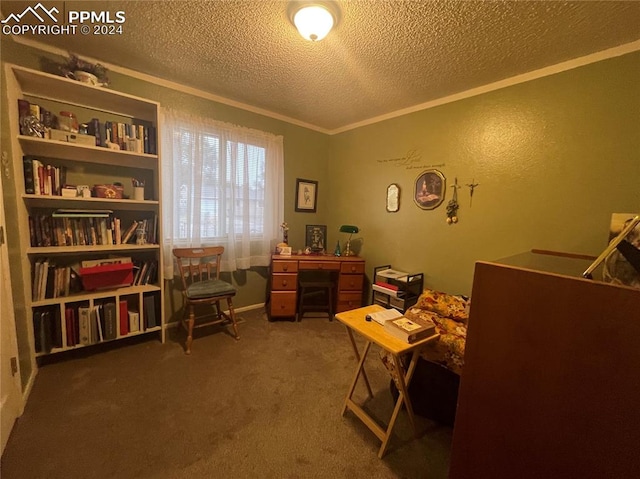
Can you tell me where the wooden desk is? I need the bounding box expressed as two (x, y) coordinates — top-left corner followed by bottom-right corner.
(335, 305), (439, 458)
(268, 254), (365, 320)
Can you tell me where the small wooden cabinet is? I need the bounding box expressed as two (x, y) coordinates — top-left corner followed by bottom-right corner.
(268, 254), (365, 320)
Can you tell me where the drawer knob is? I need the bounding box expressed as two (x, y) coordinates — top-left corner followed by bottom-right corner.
(283, 266), (288, 271)
(283, 280), (288, 286)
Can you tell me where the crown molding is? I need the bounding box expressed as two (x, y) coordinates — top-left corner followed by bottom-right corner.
(330, 40), (640, 135)
(10, 36), (640, 136)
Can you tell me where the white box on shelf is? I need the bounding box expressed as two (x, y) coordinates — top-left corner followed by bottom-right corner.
(49, 129), (96, 146)
(128, 311), (140, 332)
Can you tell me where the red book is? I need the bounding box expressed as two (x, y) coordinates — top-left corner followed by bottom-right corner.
(119, 300), (129, 336)
(65, 307), (76, 346)
(375, 281), (399, 291)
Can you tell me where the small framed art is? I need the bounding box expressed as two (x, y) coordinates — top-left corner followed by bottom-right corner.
(295, 178), (318, 213)
(386, 183), (400, 212)
(414, 169), (446, 210)
(305, 224), (327, 252)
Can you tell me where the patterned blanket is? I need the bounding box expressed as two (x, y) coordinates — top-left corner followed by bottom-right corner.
(381, 289), (469, 377)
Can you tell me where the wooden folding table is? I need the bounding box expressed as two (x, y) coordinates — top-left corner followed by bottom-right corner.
(335, 305), (439, 458)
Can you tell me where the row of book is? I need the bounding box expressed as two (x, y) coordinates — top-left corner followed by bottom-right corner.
(18, 99), (157, 155)
(32, 260), (81, 301)
(23, 157), (67, 196)
(32, 257), (157, 300)
(132, 260), (158, 287)
(28, 213), (158, 247)
(87, 118), (157, 155)
(33, 295), (160, 353)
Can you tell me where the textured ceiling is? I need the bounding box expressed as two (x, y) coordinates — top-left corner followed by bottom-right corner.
(2, 1), (640, 132)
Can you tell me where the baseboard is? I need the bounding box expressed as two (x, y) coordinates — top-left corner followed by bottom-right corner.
(164, 302), (265, 329)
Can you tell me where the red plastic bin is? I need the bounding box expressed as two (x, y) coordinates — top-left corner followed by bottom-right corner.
(80, 262), (134, 291)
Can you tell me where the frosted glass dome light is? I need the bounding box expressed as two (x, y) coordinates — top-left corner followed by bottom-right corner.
(293, 4), (335, 41)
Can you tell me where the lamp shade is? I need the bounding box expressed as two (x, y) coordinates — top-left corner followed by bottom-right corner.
(293, 4), (335, 41)
(339, 225), (359, 234)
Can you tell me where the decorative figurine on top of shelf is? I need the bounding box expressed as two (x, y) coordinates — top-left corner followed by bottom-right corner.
(59, 53), (110, 87)
(20, 115), (45, 138)
(280, 222), (289, 245)
(446, 177), (461, 224)
(334, 240), (341, 257)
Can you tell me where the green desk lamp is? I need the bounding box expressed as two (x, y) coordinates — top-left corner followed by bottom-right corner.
(339, 225), (359, 257)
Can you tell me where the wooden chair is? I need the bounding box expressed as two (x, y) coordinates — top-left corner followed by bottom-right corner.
(173, 246), (239, 354)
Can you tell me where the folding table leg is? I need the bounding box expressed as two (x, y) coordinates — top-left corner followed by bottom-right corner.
(377, 350), (422, 457)
(345, 327), (374, 397)
(342, 339), (373, 416)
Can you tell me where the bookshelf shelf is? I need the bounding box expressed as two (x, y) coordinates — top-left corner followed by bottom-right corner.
(23, 194), (159, 211)
(371, 265), (424, 313)
(27, 244), (160, 255)
(19, 135), (158, 167)
(5, 63), (165, 362)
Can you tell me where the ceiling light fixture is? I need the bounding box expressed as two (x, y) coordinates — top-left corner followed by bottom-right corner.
(289, 1), (339, 42)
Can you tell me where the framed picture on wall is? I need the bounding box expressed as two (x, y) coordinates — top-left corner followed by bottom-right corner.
(295, 178), (318, 213)
(414, 169), (446, 210)
(305, 225), (327, 252)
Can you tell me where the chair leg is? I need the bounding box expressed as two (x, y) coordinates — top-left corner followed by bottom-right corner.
(227, 297), (240, 340)
(185, 305), (195, 355)
(328, 286), (334, 321)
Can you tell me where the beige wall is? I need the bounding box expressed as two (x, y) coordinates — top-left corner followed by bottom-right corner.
(328, 51), (640, 295)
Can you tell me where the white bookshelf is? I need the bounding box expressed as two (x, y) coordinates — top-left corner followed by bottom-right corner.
(5, 64), (164, 361)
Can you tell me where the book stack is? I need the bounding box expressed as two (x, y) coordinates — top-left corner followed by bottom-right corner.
(383, 315), (437, 343)
(23, 156), (67, 196)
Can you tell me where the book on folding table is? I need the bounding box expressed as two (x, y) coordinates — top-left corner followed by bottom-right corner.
(365, 307), (403, 325)
(383, 315), (437, 343)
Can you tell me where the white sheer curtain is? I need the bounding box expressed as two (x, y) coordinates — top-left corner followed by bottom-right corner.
(161, 108), (284, 278)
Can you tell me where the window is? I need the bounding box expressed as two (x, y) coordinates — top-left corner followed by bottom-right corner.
(161, 108), (284, 276)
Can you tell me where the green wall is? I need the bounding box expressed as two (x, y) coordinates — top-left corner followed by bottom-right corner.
(2, 36), (639, 388)
(1, 38), (330, 313)
(328, 51), (640, 295)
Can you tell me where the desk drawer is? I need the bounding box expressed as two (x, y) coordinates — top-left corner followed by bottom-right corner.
(272, 274), (297, 290)
(270, 291), (297, 317)
(336, 292), (362, 312)
(338, 274), (364, 291)
(272, 261), (298, 273)
(340, 262), (365, 274)
(299, 261), (340, 271)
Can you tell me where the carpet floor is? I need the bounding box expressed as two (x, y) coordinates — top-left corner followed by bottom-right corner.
(1, 307), (452, 478)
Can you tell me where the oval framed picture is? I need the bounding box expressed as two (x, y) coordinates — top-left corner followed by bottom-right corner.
(414, 169), (446, 210)
(386, 183), (400, 212)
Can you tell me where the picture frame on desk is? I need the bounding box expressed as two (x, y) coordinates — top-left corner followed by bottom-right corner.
(295, 178), (318, 213)
(305, 224), (327, 252)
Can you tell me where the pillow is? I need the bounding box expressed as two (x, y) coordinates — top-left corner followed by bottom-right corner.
(414, 288), (469, 322)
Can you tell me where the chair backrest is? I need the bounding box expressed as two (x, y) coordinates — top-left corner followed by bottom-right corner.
(173, 246), (224, 290)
